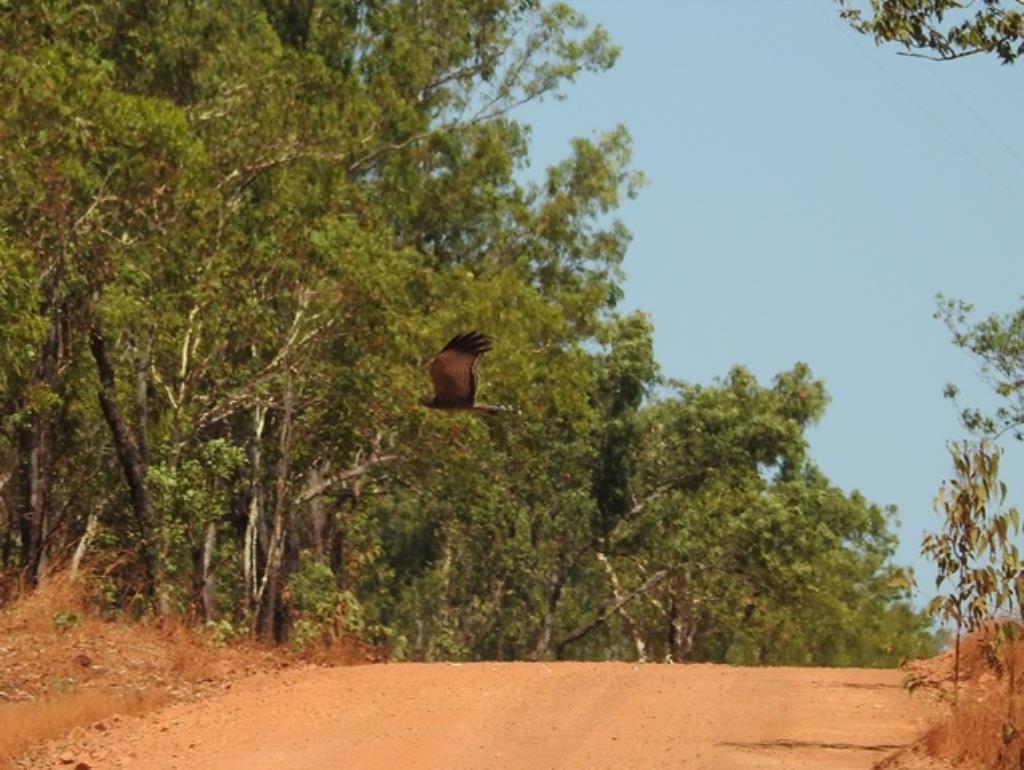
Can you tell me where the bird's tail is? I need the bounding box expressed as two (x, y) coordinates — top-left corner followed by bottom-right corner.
(473, 403), (521, 416)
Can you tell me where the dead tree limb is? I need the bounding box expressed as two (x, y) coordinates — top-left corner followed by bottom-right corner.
(554, 568), (672, 659)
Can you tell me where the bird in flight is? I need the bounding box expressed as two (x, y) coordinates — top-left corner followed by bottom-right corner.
(421, 331), (519, 415)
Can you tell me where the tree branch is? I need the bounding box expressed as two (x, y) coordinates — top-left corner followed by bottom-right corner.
(554, 568), (672, 658)
(296, 435), (396, 503)
(896, 46), (997, 62)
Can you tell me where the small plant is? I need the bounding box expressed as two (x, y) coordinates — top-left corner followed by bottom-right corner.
(288, 618), (322, 653)
(1004, 721), (1020, 745)
(923, 441), (1021, 690)
(48, 677), (75, 694)
(204, 618), (245, 648)
(900, 669), (927, 693)
(286, 551), (366, 652)
(52, 610), (83, 633)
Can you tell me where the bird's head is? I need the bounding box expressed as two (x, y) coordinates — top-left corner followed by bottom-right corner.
(419, 394), (435, 407)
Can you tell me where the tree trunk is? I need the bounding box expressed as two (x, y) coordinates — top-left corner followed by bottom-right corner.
(191, 521), (218, 622)
(0, 471), (13, 569)
(69, 510), (99, 580)
(16, 298), (63, 583)
(597, 552), (647, 662)
(666, 583), (695, 663)
(307, 463), (328, 563)
(277, 518), (301, 641)
(203, 521), (218, 620)
(555, 568), (670, 660)
(530, 561), (568, 661)
(17, 416), (49, 583)
(329, 481), (363, 591)
(90, 324), (169, 615)
(243, 406), (267, 621)
(132, 337), (151, 471)
(254, 377), (293, 641)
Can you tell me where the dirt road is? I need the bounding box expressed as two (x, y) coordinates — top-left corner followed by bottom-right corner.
(37, 662), (938, 770)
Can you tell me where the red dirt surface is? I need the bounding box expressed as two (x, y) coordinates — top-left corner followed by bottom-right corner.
(0, 576), (296, 767)
(27, 662), (943, 770)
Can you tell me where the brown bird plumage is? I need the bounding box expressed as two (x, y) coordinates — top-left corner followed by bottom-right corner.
(421, 332), (519, 415)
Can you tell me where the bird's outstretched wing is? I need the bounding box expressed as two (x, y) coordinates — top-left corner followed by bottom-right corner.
(429, 331), (493, 406)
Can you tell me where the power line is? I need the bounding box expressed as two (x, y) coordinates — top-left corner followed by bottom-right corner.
(818, 4), (1024, 212)
(925, 65), (1024, 174)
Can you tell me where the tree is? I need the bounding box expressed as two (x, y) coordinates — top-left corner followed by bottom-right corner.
(936, 296), (1024, 442)
(0, 0), (632, 637)
(837, 0), (1024, 64)
(924, 441), (1021, 686)
(1, 1), (936, 667)
(837, 1), (1024, 439)
(553, 365), (938, 665)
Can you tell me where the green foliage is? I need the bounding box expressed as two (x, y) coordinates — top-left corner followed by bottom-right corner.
(838, 0), (1024, 64)
(591, 313), (658, 540)
(936, 295), (1024, 441)
(52, 609), (83, 632)
(49, 677), (76, 694)
(0, 0), (934, 666)
(149, 441), (246, 523)
(0, 242), (45, 403)
(204, 617), (247, 648)
(929, 287), (1024, 700)
(589, 366), (938, 667)
(924, 441), (1021, 683)
(288, 551), (365, 651)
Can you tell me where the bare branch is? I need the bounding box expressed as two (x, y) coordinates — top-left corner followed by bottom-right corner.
(297, 434), (397, 503)
(194, 295), (335, 428)
(896, 45), (998, 61)
(596, 552), (647, 661)
(554, 568), (672, 657)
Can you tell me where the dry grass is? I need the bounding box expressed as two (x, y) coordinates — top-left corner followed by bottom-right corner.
(0, 572), (289, 768)
(0, 689), (169, 767)
(0, 571), (85, 634)
(886, 625), (1024, 770)
(922, 636), (1024, 770)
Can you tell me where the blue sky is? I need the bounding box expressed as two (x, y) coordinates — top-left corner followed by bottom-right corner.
(519, 1), (1024, 602)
